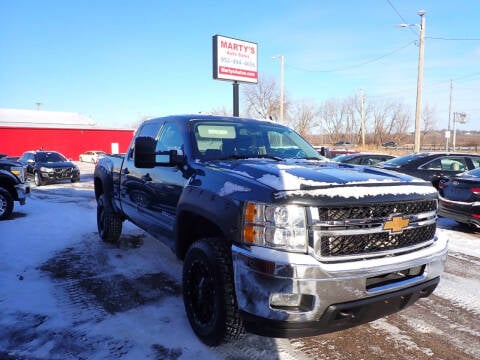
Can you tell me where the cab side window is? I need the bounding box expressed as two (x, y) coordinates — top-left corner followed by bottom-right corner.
(129, 123), (161, 159)
(157, 122), (183, 153)
(155, 122), (184, 162)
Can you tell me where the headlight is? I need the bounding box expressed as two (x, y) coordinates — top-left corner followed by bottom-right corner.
(242, 202), (307, 253)
(40, 166), (54, 173)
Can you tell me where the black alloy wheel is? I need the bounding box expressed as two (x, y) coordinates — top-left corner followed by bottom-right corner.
(183, 238), (244, 346)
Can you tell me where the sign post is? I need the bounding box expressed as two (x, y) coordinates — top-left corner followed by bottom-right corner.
(212, 35), (258, 117)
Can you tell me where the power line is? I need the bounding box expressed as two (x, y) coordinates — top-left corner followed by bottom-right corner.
(285, 41), (415, 73)
(385, 0), (418, 37)
(427, 36), (480, 41)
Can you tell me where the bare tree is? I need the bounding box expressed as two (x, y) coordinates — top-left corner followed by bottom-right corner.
(317, 97), (357, 143)
(289, 98), (318, 138)
(367, 98), (411, 145)
(242, 75), (289, 120)
(209, 107), (231, 116)
(421, 103), (436, 144)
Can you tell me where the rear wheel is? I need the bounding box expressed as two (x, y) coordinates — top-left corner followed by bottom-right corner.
(97, 194), (122, 244)
(183, 237), (244, 346)
(34, 172), (44, 186)
(0, 187), (14, 220)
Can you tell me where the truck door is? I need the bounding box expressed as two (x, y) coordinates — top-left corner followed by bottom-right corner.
(145, 121), (187, 241)
(120, 122), (162, 231)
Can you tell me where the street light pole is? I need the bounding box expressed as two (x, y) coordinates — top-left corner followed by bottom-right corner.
(273, 55), (284, 124)
(414, 10), (426, 153)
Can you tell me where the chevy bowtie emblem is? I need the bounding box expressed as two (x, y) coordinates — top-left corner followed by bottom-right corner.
(383, 215), (410, 233)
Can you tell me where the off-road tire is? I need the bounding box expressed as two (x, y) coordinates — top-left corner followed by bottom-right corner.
(34, 172), (44, 186)
(97, 194), (122, 244)
(0, 187), (14, 220)
(183, 237), (244, 346)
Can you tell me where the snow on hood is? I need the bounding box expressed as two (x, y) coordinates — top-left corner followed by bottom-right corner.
(213, 160), (425, 192)
(219, 181), (251, 196)
(274, 183), (437, 199)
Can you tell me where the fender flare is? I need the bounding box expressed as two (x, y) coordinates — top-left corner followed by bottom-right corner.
(175, 186), (242, 259)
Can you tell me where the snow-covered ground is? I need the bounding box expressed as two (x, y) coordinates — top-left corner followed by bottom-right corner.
(1, 162), (479, 359)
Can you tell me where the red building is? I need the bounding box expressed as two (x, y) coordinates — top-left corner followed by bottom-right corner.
(0, 108), (135, 159)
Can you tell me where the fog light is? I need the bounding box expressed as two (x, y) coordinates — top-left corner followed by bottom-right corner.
(270, 293), (314, 312)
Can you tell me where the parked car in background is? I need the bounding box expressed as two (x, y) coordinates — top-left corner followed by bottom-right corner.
(333, 141), (354, 148)
(332, 152), (395, 166)
(375, 152), (480, 188)
(18, 150), (80, 186)
(0, 155), (30, 219)
(79, 150), (107, 163)
(438, 168), (480, 228)
(329, 149), (359, 158)
(382, 141), (398, 149)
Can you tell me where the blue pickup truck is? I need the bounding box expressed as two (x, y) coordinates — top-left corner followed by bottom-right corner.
(94, 114), (448, 345)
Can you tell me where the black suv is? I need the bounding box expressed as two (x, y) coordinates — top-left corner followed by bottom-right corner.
(18, 150), (80, 186)
(0, 154), (30, 219)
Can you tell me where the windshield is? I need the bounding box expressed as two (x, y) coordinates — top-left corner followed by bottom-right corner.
(332, 154), (354, 162)
(192, 120), (324, 161)
(381, 153), (429, 167)
(36, 152), (67, 163)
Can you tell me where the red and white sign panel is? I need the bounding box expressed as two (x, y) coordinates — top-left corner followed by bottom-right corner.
(212, 35), (258, 84)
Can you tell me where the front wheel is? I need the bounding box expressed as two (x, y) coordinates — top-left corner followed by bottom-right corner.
(0, 187), (14, 220)
(97, 194), (122, 244)
(183, 238), (244, 346)
(34, 172), (44, 186)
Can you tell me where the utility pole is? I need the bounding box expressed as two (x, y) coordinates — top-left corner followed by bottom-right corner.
(360, 88), (365, 147)
(446, 79), (453, 151)
(413, 10), (426, 153)
(35, 102), (42, 111)
(273, 55), (284, 124)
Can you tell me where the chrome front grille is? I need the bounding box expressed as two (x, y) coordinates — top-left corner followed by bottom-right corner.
(54, 168), (72, 178)
(317, 200), (437, 221)
(309, 199), (437, 262)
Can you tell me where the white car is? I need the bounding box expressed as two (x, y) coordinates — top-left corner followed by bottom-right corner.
(79, 151), (107, 163)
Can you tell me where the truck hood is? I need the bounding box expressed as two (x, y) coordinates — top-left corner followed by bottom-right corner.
(208, 159), (420, 189)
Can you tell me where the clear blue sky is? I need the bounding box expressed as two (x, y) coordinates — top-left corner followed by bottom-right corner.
(1, 0), (479, 130)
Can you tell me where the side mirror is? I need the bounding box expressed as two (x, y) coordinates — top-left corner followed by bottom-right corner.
(134, 136), (156, 168)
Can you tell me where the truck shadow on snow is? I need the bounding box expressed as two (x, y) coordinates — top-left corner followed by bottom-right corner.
(40, 236), (182, 315)
(36, 235), (285, 359)
(0, 234), (187, 360)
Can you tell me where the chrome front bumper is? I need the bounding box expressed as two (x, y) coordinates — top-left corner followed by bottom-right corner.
(232, 236), (448, 336)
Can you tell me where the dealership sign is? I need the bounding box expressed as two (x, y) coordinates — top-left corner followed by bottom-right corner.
(212, 35), (258, 84)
